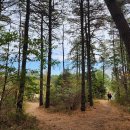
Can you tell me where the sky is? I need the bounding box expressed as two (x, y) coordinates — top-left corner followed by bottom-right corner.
(24, 60), (112, 76)
(1, 0), (113, 77)
(25, 60), (71, 75)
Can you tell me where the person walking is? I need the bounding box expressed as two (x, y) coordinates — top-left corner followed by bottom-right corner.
(107, 92), (112, 101)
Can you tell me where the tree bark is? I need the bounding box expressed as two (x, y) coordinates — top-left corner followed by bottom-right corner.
(120, 37), (128, 96)
(104, 0), (130, 60)
(112, 30), (120, 98)
(62, 24), (65, 73)
(45, 0), (52, 108)
(102, 58), (105, 94)
(76, 46), (79, 80)
(80, 0), (86, 111)
(18, 1), (22, 79)
(15, 3), (22, 104)
(86, 0), (93, 106)
(0, 0), (3, 14)
(39, 14), (44, 106)
(17, 0), (30, 112)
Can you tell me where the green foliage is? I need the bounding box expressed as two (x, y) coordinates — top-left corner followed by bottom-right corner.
(25, 76), (39, 101)
(0, 71), (20, 110)
(0, 65), (16, 73)
(50, 69), (81, 110)
(110, 80), (119, 93)
(50, 69), (110, 110)
(0, 30), (18, 77)
(28, 38), (46, 62)
(51, 59), (60, 67)
(111, 79), (130, 105)
(0, 85), (16, 109)
(92, 70), (110, 98)
(0, 31), (17, 46)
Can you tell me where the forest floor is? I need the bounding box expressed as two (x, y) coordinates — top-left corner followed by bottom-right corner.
(25, 100), (130, 130)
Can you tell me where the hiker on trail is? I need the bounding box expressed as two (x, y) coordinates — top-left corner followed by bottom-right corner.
(107, 92), (112, 101)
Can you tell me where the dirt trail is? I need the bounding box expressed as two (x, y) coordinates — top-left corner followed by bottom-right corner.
(26, 100), (130, 130)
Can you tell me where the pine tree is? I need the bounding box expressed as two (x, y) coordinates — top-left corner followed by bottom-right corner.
(80, 0), (86, 111)
(45, 0), (52, 108)
(17, 0), (30, 112)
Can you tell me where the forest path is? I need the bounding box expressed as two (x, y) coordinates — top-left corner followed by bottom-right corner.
(25, 100), (130, 130)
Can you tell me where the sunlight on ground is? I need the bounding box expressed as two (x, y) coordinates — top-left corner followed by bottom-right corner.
(25, 100), (130, 130)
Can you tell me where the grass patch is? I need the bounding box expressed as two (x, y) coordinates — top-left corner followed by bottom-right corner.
(110, 100), (130, 113)
(0, 112), (39, 130)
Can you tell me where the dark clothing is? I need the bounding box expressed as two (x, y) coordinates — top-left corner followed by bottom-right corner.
(107, 93), (112, 100)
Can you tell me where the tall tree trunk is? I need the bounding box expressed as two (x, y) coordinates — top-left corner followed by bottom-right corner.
(120, 37), (128, 96)
(45, 0), (52, 108)
(79, 55), (81, 76)
(0, 0), (1, 13)
(15, 2), (22, 104)
(0, 0), (3, 14)
(102, 57), (105, 92)
(62, 24), (65, 73)
(39, 14), (44, 106)
(17, 0), (30, 112)
(104, 0), (130, 60)
(80, 0), (86, 111)
(62, 1), (65, 73)
(112, 30), (120, 98)
(0, 42), (9, 110)
(18, 1), (22, 78)
(87, 0), (93, 106)
(76, 46), (79, 80)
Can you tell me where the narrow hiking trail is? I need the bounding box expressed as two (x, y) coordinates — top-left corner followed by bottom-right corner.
(26, 100), (130, 130)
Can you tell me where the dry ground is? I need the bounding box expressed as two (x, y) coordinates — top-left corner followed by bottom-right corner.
(25, 100), (130, 130)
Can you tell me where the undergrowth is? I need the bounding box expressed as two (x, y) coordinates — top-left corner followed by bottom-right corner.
(0, 112), (39, 130)
(110, 100), (130, 114)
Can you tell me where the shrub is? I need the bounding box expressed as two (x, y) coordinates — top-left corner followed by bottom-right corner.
(50, 70), (81, 110)
(0, 111), (39, 130)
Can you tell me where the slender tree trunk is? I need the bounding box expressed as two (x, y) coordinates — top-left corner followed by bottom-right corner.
(80, 0), (86, 111)
(112, 30), (120, 98)
(102, 58), (105, 91)
(61, 0), (65, 73)
(104, 0), (130, 60)
(120, 37), (128, 96)
(126, 52), (130, 89)
(62, 24), (65, 73)
(45, 0), (52, 108)
(0, 0), (3, 14)
(18, 2), (22, 78)
(79, 55), (81, 76)
(76, 46), (79, 80)
(17, 0), (30, 112)
(0, 0), (2, 12)
(15, 3), (22, 104)
(87, 0), (93, 106)
(39, 14), (44, 106)
(0, 42), (9, 110)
